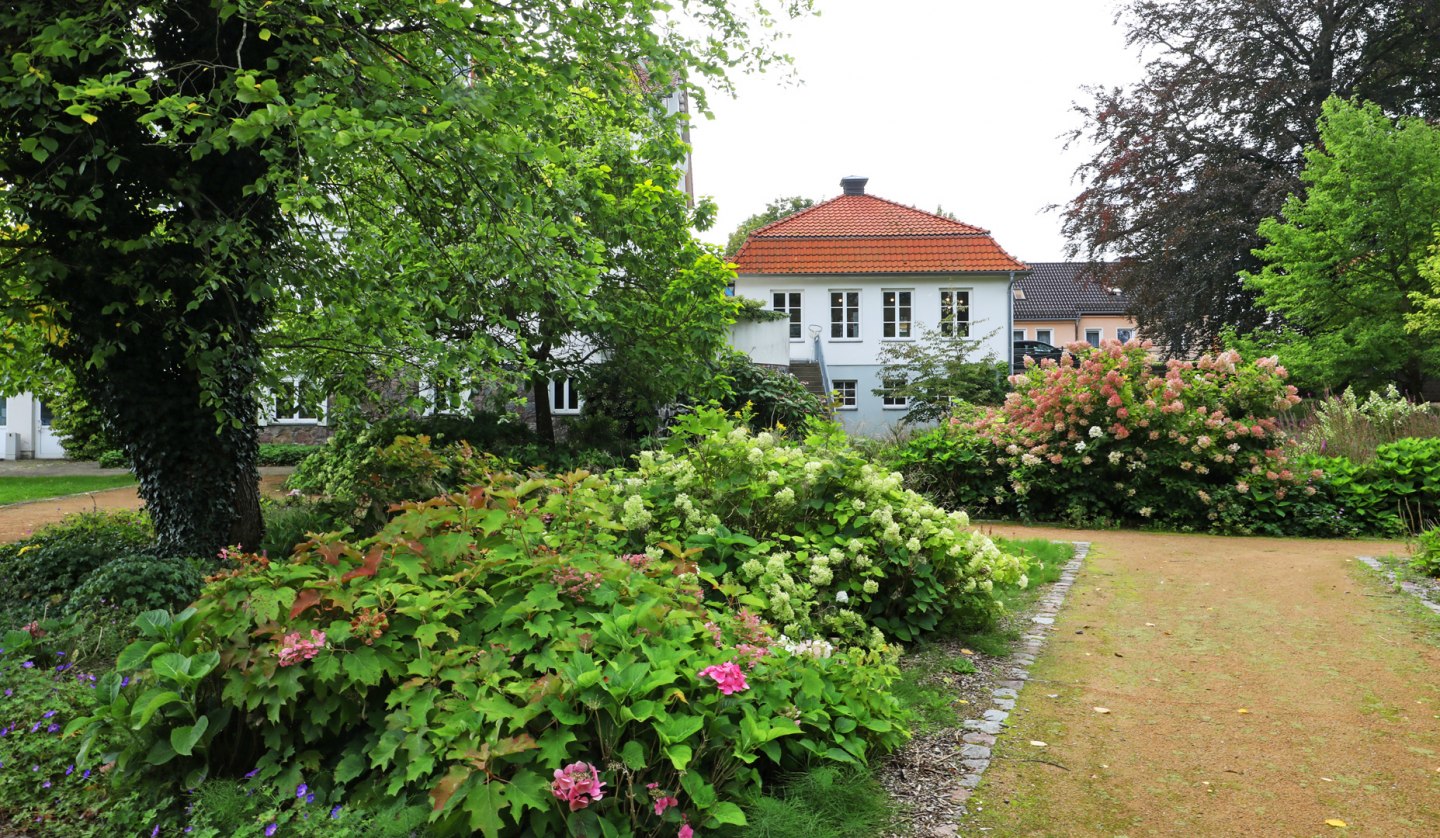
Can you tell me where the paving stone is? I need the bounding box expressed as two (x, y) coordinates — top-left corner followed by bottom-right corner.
(998, 679), (1025, 690)
(948, 788), (972, 806)
(962, 732), (996, 746)
(982, 709), (1009, 723)
(961, 758), (990, 772)
(960, 743), (991, 760)
(1032, 615), (1055, 625)
(992, 687), (1018, 699)
(958, 774), (984, 789)
(963, 720), (1003, 735)
(993, 698), (1015, 711)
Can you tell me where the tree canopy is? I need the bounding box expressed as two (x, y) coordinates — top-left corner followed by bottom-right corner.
(1241, 97), (1440, 394)
(0, 0), (811, 555)
(1061, 0), (1440, 355)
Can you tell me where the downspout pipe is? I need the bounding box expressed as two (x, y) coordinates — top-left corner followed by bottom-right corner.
(1006, 271), (1016, 376)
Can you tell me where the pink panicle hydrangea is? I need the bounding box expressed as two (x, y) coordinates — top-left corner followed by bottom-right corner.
(698, 662), (749, 695)
(679, 820), (694, 838)
(277, 629), (327, 667)
(551, 761), (606, 811)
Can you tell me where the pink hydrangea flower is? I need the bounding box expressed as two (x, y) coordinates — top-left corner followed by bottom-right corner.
(276, 629), (327, 667)
(646, 782), (680, 816)
(679, 822), (694, 838)
(551, 761), (605, 811)
(698, 662), (749, 695)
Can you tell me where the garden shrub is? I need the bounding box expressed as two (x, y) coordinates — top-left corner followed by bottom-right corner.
(708, 351), (828, 432)
(1292, 385), (1440, 463)
(257, 443), (323, 467)
(892, 343), (1328, 534)
(70, 467), (909, 837)
(612, 408), (1027, 644)
(1409, 527), (1440, 577)
(0, 510), (153, 622)
(96, 449), (129, 469)
(261, 497), (346, 560)
(66, 554), (206, 618)
(1302, 437), (1440, 536)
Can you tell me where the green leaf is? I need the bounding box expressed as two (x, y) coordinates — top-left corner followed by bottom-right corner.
(131, 689), (184, 729)
(663, 743), (692, 771)
(619, 740), (647, 771)
(708, 801), (747, 827)
(169, 715), (210, 756)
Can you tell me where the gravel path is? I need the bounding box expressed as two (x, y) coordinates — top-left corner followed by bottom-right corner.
(961, 525), (1436, 838)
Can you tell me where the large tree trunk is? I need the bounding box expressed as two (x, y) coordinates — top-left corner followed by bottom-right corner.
(533, 376), (556, 446)
(68, 295), (267, 557)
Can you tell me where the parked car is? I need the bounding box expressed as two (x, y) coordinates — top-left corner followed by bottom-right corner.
(1012, 339), (1064, 373)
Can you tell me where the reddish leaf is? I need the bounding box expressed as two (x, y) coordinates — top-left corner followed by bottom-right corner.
(340, 545), (385, 584)
(431, 766), (470, 812)
(289, 589), (322, 620)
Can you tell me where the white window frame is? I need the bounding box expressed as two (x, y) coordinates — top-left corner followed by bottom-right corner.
(771, 290), (804, 342)
(832, 379), (858, 410)
(828, 290), (861, 341)
(551, 378), (582, 415)
(269, 376), (327, 425)
(1035, 328), (1054, 345)
(881, 289), (914, 340)
(1012, 328), (1025, 341)
(1116, 327), (1135, 344)
(1085, 328), (1102, 347)
(420, 378), (473, 416)
(939, 288), (971, 337)
(881, 376), (909, 410)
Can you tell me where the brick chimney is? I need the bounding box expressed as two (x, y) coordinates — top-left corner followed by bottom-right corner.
(840, 176), (868, 196)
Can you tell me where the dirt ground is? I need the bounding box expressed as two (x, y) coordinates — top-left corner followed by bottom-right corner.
(962, 524), (1440, 838)
(0, 476), (290, 543)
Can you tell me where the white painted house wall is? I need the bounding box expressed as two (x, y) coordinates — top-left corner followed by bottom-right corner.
(732, 272), (1014, 435)
(0, 392), (67, 459)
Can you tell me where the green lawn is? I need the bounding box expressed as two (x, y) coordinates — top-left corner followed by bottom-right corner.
(0, 475), (136, 505)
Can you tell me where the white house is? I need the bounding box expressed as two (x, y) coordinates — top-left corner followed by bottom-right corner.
(0, 393), (65, 459)
(731, 177), (1028, 435)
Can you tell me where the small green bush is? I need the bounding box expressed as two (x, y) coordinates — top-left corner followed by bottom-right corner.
(96, 449), (129, 469)
(709, 351), (828, 431)
(0, 510), (153, 622)
(1410, 528), (1440, 577)
(261, 498), (344, 559)
(257, 443), (323, 466)
(66, 554), (205, 617)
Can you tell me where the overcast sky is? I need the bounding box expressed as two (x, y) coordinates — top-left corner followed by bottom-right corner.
(692, 0), (1145, 262)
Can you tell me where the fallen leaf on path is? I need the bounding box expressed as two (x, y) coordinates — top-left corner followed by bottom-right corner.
(1028, 740), (1047, 747)
(1093, 707), (1111, 714)
(1325, 818), (1347, 828)
(1145, 622), (1156, 627)
(960, 649), (974, 656)
(1236, 708), (1250, 714)
(1320, 777), (1333, 782)
(1046, 693), (1059, 698)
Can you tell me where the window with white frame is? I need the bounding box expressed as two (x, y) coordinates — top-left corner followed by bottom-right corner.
(832, 380), (858, 409)
(1116, 327), (1135, 344)
(771, 291), (803, 340)
(829, 290), (860, 339)
(1085, 328), (1102, 347)
(422, 377), (473, 415)
(551, 378), (581, 415)
(881, 376), (909, 409)
(1035, 328), (1053, 344)
(1012, 329), (1025, 341)
(272, 377), (326, 424)
(0, 399), (7, 426)
(882, 289), (913, 339)
(939, 289), (970, 337)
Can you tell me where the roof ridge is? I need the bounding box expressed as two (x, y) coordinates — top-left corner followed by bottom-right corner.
(746, 195), (838, 238)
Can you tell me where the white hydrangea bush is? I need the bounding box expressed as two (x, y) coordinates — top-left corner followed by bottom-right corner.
(611, 408), (1028, 647)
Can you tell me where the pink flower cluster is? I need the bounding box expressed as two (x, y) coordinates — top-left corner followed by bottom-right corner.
(646, 782), (680, 816)
(551, 761), (606, 811)
(622, 553), (652, 570)
(276, 629), (327, 667)
(703, 608), (772, 669)
(551, 566), (602, 603)
(698, 662), (749, 695)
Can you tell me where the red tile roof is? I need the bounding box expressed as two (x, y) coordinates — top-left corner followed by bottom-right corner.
(734, 193), (1028, 275)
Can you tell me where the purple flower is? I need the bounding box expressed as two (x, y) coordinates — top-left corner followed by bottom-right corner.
(42, 710), (56, 718)
(42, 780), (51, 789)
(82, 770), (91, 779)
(296, 782), (308, 798)
(265, 824), (278, 837)
(305, 792), (314, 804)
(46, 723), (59, 733)
(4, 688), (11, 696)
(329, 805), (342, 819)
(21, 661), (32, 669)
(152, 826), (160, 837)
(243, 767), (260, 779)
(119, 676), (130, 687)
(65, 765), (73, 776)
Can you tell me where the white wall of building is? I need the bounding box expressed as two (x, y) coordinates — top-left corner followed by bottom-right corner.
(728, 319), (791, 367)
(733, 272), (1014, 434)
(0, 393), (66, 459)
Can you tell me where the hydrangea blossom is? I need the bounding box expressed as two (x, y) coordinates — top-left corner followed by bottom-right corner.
(551, 761), (606, 811)
(698, 662), (749, 695)
(276, 629), (327, 667)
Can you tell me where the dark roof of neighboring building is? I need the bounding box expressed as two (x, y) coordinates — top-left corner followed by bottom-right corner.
(733, 189), (1028, 275)
(1014, 262), (1131, 320)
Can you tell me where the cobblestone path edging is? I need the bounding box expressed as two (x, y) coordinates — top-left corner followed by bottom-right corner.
(1356, 555), (1440, 616)
(939, 541), (1090, 832)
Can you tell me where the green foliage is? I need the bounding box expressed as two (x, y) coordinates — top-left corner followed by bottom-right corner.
(616, 408), (1028, 645)
(1, 0), (811, 557)
(1303, 437), (1440, 536)
(96, 450), (129, 469)
(724, 196), (816, 257)
(183, 780), (430, 838)
(1290, 386), (1440, 463)
(257, 444), (322, 467)
(1409, 528), (1440, 577)
(67, 554), (205, 618)
(0, 475), (135, 505)
(1244, 97), (1440, 394)
(260, 498), (344, 561)
(0, 633), (118, 836)
(741, 766), (897, 838)
(40, 374), (120, 462)
(893, 343), (1332, 534)
(873, 324), (1007, 424)
(74, 468), (909, 836)
(0, 511), (153, 623)
(709, 352), (828, 431)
